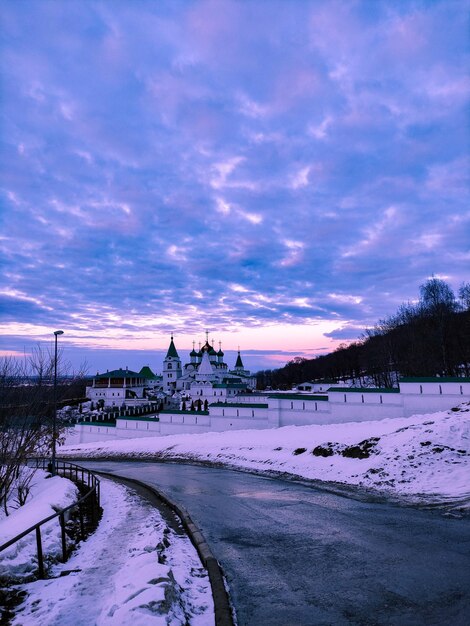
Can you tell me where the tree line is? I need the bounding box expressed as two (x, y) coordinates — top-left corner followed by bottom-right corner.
(256, 278), (470, 390)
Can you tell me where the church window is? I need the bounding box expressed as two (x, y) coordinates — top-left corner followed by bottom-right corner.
(361, 395), (364, 403)
(380, 395), (383, 404)
(290, 402), (293, 409)
(315, 402), (317, 411)
(222, 409), (225, 416)
(302, 402), (305, 410)
(461, 385), (463, 395)
(236, 410), (239, 416)
(168, 363), (172, 369)
(344, 394), (347, 403)
(439, 384), (442, 395)
(419, 385), (423, 394)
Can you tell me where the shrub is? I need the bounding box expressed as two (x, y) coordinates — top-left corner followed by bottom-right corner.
(341, 437), (380, 459)
(312, 445), (334, 457)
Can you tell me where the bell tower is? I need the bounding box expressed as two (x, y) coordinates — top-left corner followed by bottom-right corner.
(163, 333), (182, 392)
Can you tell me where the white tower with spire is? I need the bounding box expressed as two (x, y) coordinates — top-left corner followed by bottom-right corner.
(163, 334), (182, 392)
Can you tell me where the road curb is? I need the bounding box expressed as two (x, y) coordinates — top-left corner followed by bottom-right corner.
(94, 471), (234, 626)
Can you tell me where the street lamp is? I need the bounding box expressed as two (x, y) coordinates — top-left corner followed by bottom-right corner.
(52, 330), (64, 476)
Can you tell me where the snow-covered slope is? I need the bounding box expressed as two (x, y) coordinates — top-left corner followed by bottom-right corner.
(0, 470), (78, 581)
(60, 404), (470, 508)
(12, 479), (213, 626)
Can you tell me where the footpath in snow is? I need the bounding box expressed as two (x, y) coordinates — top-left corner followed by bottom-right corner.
(61, 404), (470, 510)
(9, 478), (214, 626)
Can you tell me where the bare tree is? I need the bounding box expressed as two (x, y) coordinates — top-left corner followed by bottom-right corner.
(419, 277), (457, 315)
(459, 282), (470, 310)
(0, 348), (87, 515)
(0, 357), (47, 515)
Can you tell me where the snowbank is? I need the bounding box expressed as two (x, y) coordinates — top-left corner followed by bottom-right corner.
(0, 470), (78, 582)
(60, 404), (470, 507)
(12, 479), (213, 625)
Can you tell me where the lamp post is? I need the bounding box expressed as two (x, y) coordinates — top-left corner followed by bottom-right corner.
(52, 330), (64, 476)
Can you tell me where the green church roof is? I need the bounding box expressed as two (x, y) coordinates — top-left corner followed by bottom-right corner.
(267, 393), (329, 401)
(399, 376), (470, 383)
(139, 365), (157, 379)
(210, 402), (269, 408)
(95, 368), (144, 379)
(165, 335), (179, 359)
(235, 351), (244, 368)
(328, 387), (399, 393)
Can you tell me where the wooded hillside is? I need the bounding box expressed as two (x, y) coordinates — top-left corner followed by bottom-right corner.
(256, 278), (470, 390)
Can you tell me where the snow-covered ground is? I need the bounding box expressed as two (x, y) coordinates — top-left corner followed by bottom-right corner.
(0, 470), (79, 582)
(60, 404), (470, 509)
(10, 478), (214, 626)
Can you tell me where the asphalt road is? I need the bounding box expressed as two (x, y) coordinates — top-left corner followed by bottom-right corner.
(82, 461), (470, 626)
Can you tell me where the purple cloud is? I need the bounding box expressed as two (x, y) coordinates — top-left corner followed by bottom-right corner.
(1, 0), (469, 372)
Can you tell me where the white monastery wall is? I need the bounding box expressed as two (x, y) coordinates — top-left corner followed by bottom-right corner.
(400, 380), (470, 416)
(66, 378), (470, 445)
(159, 412), (211, 426)
(210, 405), (269, 419)
(207, 404), (271, 431)
(327, 391), (404, 421)
(74, 424), (119, 444)
(160, 422), (209, 436)
(209, 416), (272, 431)
(269, 394), (330, 426)
(116, 418), (161, 436)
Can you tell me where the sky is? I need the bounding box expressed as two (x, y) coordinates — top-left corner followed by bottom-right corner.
(1, 0), (469, 375)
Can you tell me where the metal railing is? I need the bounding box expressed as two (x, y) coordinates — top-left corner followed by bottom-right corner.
(0, 459), (101, 579)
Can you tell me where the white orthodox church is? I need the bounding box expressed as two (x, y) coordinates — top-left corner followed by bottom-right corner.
(86, 333), (256, 409)
(163, 333), (256, 402)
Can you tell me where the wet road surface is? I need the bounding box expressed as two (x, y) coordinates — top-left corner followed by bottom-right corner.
(81, 460), (470, 626)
